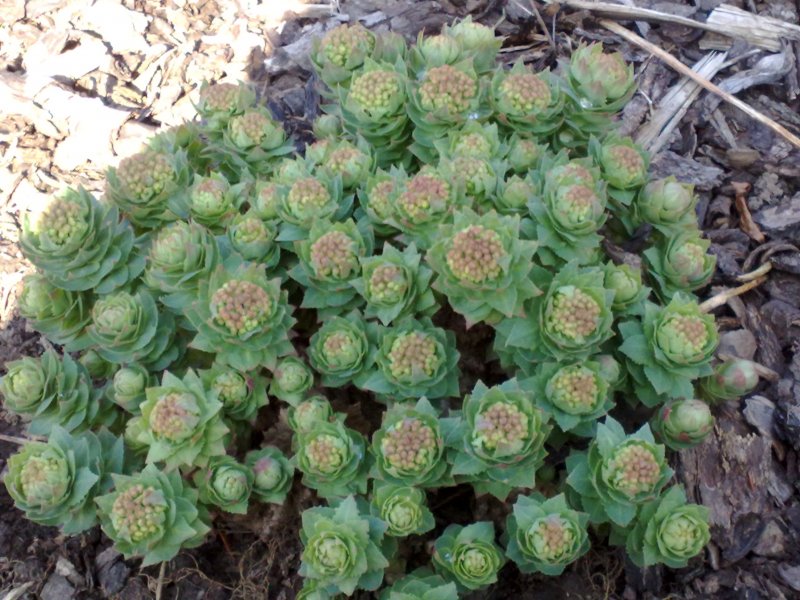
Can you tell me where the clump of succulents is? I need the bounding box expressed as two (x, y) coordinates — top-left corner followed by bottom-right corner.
(3, 19), (720, 595)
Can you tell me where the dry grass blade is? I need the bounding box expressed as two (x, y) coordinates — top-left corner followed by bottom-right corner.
(699, 277), (768, 313)
(701, 4), (800, 52)
(599, 19), (800, 149)
(635, 52), (728, 153)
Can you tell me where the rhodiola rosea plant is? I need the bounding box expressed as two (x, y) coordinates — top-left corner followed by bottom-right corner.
(1, 15), (761, 596)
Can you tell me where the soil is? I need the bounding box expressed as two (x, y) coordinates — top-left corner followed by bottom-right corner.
(2, 0), (800, 599)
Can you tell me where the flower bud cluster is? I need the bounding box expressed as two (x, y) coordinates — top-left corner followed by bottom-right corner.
(305, 434), (346, 474)
(150, 393), (201, 442)
(419, 65), (477, 113)
(212, 371), (248, 406)
(211, 280), (272, 335)
(41, 198), (87, 245)
(381, 418), (437, 471)
(20, 454), (66, 504)
(605, 443), (661, 497)
(527, 516), (576, 562)
(288, 178), (331, 217)
(368, 264), (407, 303)
(117, 152), (173, 201)
(474, 402), (529, 450)
(320, 24), (374, 67)
(549, 366), (599, 414)
(398, 174), (450, 222)
(446, 225), (505, 284)
(388, 332), (439, 378)
(350, 70), (400, 112)
(310, 231), (359, 280)
(547, 288), (601, 340)
(499, 73), (551, 115)
(110, 484), (166, 543)
(658, 315), (709, 356)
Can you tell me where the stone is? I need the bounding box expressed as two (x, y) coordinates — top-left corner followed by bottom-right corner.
(40, 574), (76, 600)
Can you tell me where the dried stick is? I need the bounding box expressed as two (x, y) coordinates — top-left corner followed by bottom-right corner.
(0, 433), (30, 445)
(699, 277), (767, 313)
(599, 19), (800, 149)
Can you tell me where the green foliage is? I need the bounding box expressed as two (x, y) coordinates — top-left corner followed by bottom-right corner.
(4, 18), (720, 590)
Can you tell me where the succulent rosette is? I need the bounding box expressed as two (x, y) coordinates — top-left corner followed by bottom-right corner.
(524, 360), (614, 436)
(105, 148), (191, 229)
(186, 172), (244, 233)
(437, 155), (500, 207)
(645, 230), (716, 300)
(17, 273), (92, 351)
(566, 417), (672, 526)
(370, 398), (451, 488)
(143, 220), (221, 312)
(311, 23), (378, 88)
(5, 427), (125, 534)
(290, 219), (373, 314)
(530, 156), (608, 265)
(20, 187), (145, 293)
(445, 17), (503, 74)
(385, 168), (464, 249)
(357, 167), (406, 236)
(313, 114), (342, 139)
(339, 59), (411, 166)
(635, 176), (698, 235)
(407, 61), (485, 163)
(95, 463), (211, 566)
(137, 369), (229, 471)
(493, 172), (537, 215)
(408, 32), (462, 74)
(194, 81), (256, 132)
(276, 174), (354, 244)
(269, 356), (314, 406)
(183, 255), (295, 371)
(442, 379), (550, 500)
(288, 395), (335, 434)
(604, 261), (650, 315)
(245, 446), (294, 504)
(504, 136), (546, 174)
(625, 485), (710, 568)
(363, 317), (460, 401)
(590, 135), (649, 207)
(494, 262), (615, 367)
(560, 43), (636, 146)
(379, 569), (458, 600)
(370, 481), (435, 537)
(312, 138), (374, 192)
(651, 398), (714, 450)
(210, 106), (294, 177)
(79, 349), (117, 380)
(250, 180), (281, 220)
(352, 242), (437, 325)
(106, 364), (154, 413)
(226, 211), (280, 267)
(434, 120), (503, 161)
(299, 495), (391, 595)
(294, 418), (371, 499)
(193, 455), (253, 514)
(309, 310), (376, 387)
(431, 522), (505, 592)
(619, 293), (718, 406)
(87, 288), (180, 369)
(491, 61), (564, 137)
(200, 364), (268, 422)
(0, 350), (118, 435)
(698, 358), (759, 403)
(427, 208), (539, 325)
(504, 493), (590, 575)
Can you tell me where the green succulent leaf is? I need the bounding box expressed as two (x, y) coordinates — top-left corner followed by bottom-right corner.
(431, 521), (505, 592)
(245, 446), (294, 504)
(370, 481), (435, 537)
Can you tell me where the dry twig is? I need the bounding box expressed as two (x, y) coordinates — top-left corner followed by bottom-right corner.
(731, 181), (766, 243)
(699, 277), (767, 313)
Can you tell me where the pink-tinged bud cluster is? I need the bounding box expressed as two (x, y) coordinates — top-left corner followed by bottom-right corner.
(41, 198), (87, 245)
(350, 70), (401, 111)
(398, 174), (450, 222)
(326, 147), (362, 177)
(381, 418), (437, 471)
(150, 392), (201, 442)
(231, 111), (273, 144)
(474, 401), (529, 450)
(669, 243), (706, 279)
(452, 157), (493, 195)
(322, 331), (359, 365)
(554, 185), (597, 227)
(288, 178), (330, 217)
(369, 264), (407, 303)
(499, 73), (551, 114)
(256, 183), (280, 216)
(528, 516), (576, 561)
(605, 443), (661, 497)
(603, 145), (644, 182)
(549, 367), (599, 414)
(234, 217), (270, 244)
(547, 288), (601, 340)
(304, 434), (346, 474)
(446, 225), (505, 284)
(321, 24), (375, 67)
(212, 469), (248, 500)
(310, 231), (359, 280)
(595, 54), (630, 93)
(659, 315), (709, 356)
(253, 457), (282, 489)
(201, 83), (239, 111)
(212, 371), (248, 406)
(418, 65), (477, 114)
(192, 178), (226, 209)
(553, 164), (594, 187)
(151, 224), (189, 264)
(110, 484), (166, 543)
(211, 279), (272, 335)
(453, 133), (492, 158)
(388, 332), (440, 378)
(117, 152), (173, 201)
